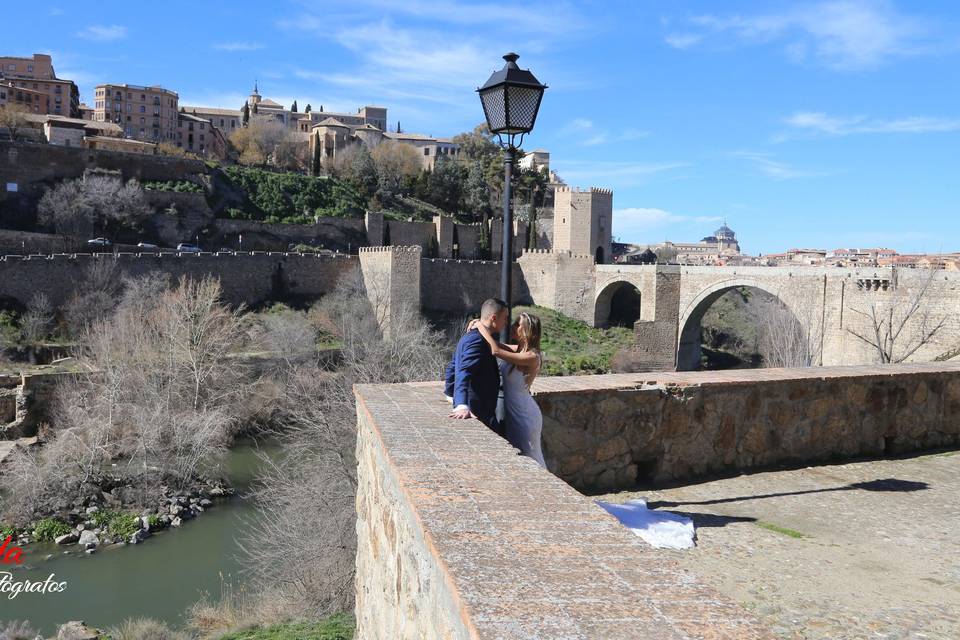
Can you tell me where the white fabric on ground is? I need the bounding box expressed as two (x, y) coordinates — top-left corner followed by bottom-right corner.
(595, 498), (696, 550)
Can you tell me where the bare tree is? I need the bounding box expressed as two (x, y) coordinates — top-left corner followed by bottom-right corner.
(2, 275), (247, 524)
(370, 140), (422, 196)
(230, 119), (289, 167)
(19, 292), (53, 345)
(37, 174), (150, 241)
(0, 104), (30, 141)
(756, 297), (819, 368)
(241, 271), (448, 617)
(846, 268), (946, 363)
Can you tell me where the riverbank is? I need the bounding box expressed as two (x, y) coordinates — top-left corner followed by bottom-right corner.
(0, 440), (278, 635)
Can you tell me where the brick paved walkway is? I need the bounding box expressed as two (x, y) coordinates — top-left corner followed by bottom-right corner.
(605, 452), (960, 639)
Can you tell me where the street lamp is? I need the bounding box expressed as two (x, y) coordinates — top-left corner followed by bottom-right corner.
(478, 52), (547, 341)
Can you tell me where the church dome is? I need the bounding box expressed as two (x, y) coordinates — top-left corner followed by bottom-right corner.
(714, 223), (735, 239)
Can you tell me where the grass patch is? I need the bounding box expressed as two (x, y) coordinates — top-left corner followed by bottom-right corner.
(513, 305), (634, 375)
(32, 518), (71, 542)
(214, 617), (354, 640)
(755, 521), (807, 539)
(91, 510), (141, 538)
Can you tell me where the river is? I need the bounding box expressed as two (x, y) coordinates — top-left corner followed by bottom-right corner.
(0, 439), (276, 636)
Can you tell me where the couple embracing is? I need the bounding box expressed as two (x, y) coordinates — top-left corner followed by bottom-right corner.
(444, 298), (546, 467)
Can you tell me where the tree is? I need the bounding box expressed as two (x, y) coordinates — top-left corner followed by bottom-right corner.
(370, 141), (422, 197)
(230, 119), (289, 166)
(0, 103), (30, 142)
(37, 173), (150, 242)
(241, 103), (250, 127)
(304, 104), (312, 114)
(464, 160), (491, 221)
(290, 100), (298, 113)
(349, 145), (378, 201)
(241, 271), (448, 616)
(846, 268), (946, 363)
(756, 297), (819, 368)
(310, 134), (322, 177)
(425, 156), (465, 212)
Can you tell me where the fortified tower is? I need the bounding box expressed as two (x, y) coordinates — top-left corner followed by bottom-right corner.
(552, 187), (613, 264)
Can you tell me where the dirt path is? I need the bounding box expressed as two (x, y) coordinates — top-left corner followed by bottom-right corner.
(604, 451), (960, 639)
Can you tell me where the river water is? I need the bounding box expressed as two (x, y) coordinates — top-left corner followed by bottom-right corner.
(0, 439), (276, 635)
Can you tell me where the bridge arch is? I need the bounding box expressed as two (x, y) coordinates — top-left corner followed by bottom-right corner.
(676, 278), (804, 371)
(594, 280), (641, 328)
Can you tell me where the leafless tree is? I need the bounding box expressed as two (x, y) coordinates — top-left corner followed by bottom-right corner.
(241, 271), (448, 617)
(230, 119), (290, 167)
(37, 173), (150, 241)
(19, 292), (53, 345)
(846, 268), (946, 363)
(2, 275), (247, 524)
(0, 104), (30, 142)
(756, 297), (819, 368)
(371, 140), (422, 195)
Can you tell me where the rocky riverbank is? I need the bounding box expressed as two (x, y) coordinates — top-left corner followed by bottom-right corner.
(5, 480), (234, 553)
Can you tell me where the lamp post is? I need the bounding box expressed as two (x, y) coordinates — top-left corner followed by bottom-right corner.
(477, 53), (547, 342)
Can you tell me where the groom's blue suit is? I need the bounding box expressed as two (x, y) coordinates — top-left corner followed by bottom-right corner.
(444, 328), (502, 436)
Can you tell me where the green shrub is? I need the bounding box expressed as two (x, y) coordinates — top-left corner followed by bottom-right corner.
(0, 524), (19, 539)
(217, 167), (364, 224)
(32, 518), (71, 542)
(147, 514), (161, 530)
(91, 510), (141, 538)
(142, 180), (204, 193)
(214, 616), (354, 640)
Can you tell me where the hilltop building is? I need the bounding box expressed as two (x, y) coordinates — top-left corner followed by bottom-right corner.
(552, 187), (613, 263)
(0, 53), (80, 118)
(92, 83), (179, 143)
(620, 223), (742, 265)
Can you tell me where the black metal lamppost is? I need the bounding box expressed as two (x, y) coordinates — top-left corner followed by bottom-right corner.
(477, 53), (547, 341)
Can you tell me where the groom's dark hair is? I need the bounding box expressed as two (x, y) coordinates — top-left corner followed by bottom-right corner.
(480, 298), (507, 320)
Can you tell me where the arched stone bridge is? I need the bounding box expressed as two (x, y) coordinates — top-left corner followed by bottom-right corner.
(585, 263), (960, 369)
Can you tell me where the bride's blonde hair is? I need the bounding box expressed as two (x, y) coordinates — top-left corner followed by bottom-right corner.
(516, 312), (542, 353)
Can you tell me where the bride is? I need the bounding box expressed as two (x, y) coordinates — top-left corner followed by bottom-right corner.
(468, 312), (546, 468)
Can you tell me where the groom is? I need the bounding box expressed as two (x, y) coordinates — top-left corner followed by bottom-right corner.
(445, 298), (508, 436)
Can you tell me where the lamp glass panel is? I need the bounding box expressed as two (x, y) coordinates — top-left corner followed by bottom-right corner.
(480, 86), (507, 132)
(505, 85), (542, 131)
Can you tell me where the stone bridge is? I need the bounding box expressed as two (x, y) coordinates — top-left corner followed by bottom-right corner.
(585, 263), (960, 370)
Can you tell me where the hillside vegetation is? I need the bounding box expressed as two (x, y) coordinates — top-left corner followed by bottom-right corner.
(512, 305), (635, 375)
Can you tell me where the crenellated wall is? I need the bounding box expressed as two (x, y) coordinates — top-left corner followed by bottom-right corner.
(0, 252), (359, 308)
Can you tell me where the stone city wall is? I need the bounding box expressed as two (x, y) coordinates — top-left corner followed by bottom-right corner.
(353, 380), (774, 639)
(0, 141), (207, 227)
(420, 258), (534, 315)
(0, 252), (359, 308)
(535, 363), (960, 493)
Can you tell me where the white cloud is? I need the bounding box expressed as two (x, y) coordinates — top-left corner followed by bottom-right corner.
(615, 208), (722, 229)
(77, 24), (127, 41)
(664, 33), (703, 50)
(666, 1), (934, 70)
(784, 111), (960, 135)
(612, 207), (723, 242)
(557, 161), (687, 189)
(212, 42), (264, 52)
(729, 151), (828, 180)
(562, 119), (649, 147)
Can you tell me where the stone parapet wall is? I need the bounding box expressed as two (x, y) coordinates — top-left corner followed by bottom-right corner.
(354, 380), (774, 639)
(535, 363), (960, 493)
(420, 258), (533, 315)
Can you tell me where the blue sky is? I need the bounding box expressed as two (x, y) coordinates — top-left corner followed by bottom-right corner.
(6, 0), (960, 254)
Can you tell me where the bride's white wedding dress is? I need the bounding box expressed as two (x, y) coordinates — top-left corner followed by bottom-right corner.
(500, 356), (546, 468)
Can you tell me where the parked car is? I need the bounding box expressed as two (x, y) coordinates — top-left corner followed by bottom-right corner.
(177, 243), (201, 253)
(87, 237), (111, 247)
(137, 242), (159, 249)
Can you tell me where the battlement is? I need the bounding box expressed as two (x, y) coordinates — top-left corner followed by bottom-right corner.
(520, 248), (593, 260)
(358, 245), (423, 254)
(1, 251), (357, 262)
(553, 186), (613, 196)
